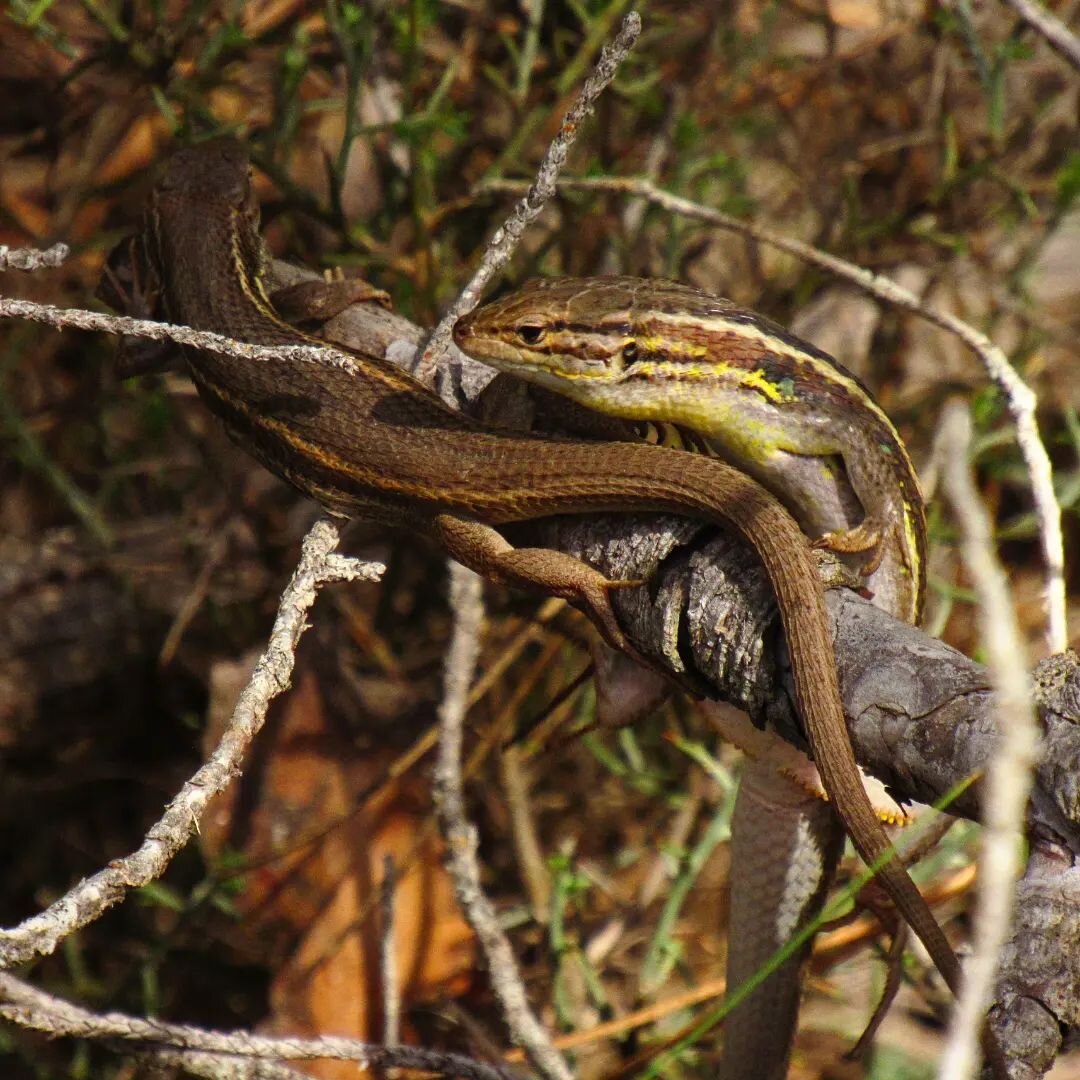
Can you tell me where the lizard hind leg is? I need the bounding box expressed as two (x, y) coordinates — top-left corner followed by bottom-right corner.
(431, 513), (642, 651)
(813, 519), (886, 577)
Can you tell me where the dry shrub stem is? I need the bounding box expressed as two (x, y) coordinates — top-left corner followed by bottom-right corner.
(476, 174), (1067, 654)
(998, 0), (1080, 71)
(0, 242), (70, 271)
(380, 854), (401, 1051)
(0, 972), (514, 1080)
(133, 1046), (309, 1079)
(938, 402), (1040, 1080)
(0, 297), (350, 373)
(433, 566), (573, 1080)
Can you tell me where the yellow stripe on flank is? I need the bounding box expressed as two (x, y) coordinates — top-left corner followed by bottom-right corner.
(647, 309), (903, 436)
(628, 356), (793, 405)
(739, 365), (793, 403)
(637, 334), (709, 360)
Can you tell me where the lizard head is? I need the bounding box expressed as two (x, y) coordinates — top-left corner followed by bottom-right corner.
(453, 276), (644, 389)
(148, 137), (264, 302)
(156, 138), (251, 199)
(152, 137), (260, 236)
(453, 275), (735, 410)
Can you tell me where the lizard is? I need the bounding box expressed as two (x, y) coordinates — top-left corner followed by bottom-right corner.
(113, 139), (965, 1063)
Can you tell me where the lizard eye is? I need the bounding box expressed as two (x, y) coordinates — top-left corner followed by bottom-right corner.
(622, 341), (639, 363)
(516, 324), (546, 346)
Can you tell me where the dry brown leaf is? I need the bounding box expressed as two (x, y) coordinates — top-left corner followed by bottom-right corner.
(827, 0), (885, 31)
(96, 114), (171, 187)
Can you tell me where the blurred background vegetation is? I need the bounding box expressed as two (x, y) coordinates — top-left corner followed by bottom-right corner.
(0, 1), (1077, 1077)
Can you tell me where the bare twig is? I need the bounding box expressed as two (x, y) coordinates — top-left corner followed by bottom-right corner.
(999, 0), (1080, 71)
(133, 1046), (309, 1079)
(413, 10), (643, 384)
(433, 564), (572, 1080)
(0, 297), (354, 374)
(937, 402), (1040, 1080)
(0, 972), (514, 1080)
(0, 243), (69, 271)
(475, 174), (1067, 653)
(0, 520), (382, 970)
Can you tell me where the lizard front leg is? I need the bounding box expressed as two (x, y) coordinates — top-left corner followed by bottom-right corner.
(431, 513), (642, 651)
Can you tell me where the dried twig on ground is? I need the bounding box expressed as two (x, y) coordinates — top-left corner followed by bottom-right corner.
(0, 972), (514, 1080)
(999, 0), (1080, 71)
(433, 566), (572, 1080)
(0, 243), (69, 271)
